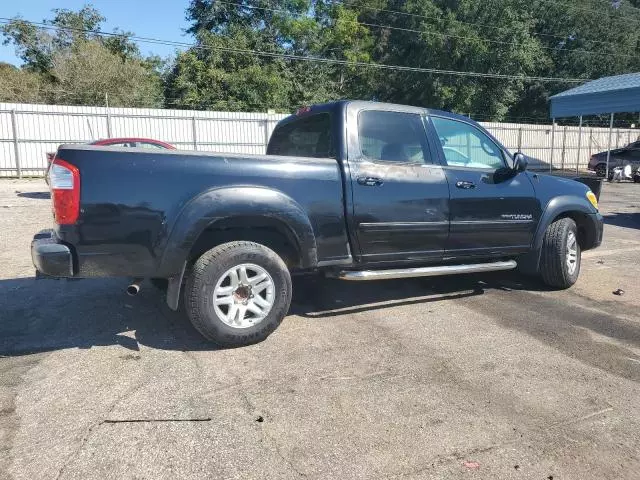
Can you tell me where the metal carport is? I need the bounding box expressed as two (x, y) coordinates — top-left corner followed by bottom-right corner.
(550, 72), (640, 178)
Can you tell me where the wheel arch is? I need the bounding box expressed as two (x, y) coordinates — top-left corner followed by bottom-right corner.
(519, 196), (597, 274)
(188, 215), (304, 269)
(158, 186), (318, 277)
(160, 186), (317, 310)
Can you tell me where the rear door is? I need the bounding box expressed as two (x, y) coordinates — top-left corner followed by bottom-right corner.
(428, 115), (539, 257)
(348, 109), (450, 263)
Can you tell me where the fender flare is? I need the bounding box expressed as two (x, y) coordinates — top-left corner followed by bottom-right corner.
(157, 186), (318, 277)
(519, 195), (596, 274)
(533, 196), (595, 251)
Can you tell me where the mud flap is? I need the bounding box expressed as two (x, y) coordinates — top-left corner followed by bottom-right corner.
(166, 262), (187, 311)
(516, 249), (541, 275)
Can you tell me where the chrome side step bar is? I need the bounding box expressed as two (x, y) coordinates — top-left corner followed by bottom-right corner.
(337, 260), (517, 281)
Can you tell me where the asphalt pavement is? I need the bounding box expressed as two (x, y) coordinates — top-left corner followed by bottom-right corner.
(1, 178), (639, 480)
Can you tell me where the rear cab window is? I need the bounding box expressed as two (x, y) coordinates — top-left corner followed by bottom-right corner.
(267, 113), (333, 158)
(357, 110), (434, 165)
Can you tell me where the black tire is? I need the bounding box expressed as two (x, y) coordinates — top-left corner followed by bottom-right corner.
(540, 218), (581, 289)
(184, 241), (292, 347)
(595, 164), (606, 178)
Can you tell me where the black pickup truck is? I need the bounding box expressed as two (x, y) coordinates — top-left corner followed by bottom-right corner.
(32, 101), (603, 346)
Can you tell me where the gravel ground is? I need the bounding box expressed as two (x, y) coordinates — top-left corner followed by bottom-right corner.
(1, 178), (639, 480)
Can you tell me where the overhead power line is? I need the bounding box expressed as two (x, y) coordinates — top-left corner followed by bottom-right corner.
(536, 0), (640, 23)
(340, 0), (640, 27)
(333, 0), (640, 44)
(217, 0), (636, 58)
(0, 18), (587, 84)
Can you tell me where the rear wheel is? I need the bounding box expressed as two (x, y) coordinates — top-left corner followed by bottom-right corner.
(595, 164), (606, 178)
(185, 241), (292, 347)
(540, 218), (581, 289)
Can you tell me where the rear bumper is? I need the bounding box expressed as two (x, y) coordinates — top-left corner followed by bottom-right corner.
(31, 229), (74, 277)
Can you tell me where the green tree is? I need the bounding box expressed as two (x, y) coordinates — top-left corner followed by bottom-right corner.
(2, 6), (106, 74)
(509, 0), (640, 118)
(49, 40), (163, 107)
(1, 5), (164, 107)
(4, 1), (640, 117)
(0, 62), (46, 103)
(171, 0), (640, 118)
(165, 0), (376, 111)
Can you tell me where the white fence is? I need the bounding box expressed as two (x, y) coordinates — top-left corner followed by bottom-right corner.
(0, 103), (288, 177)
(483, 122), (639, 172)
(1, 102), (638, 177)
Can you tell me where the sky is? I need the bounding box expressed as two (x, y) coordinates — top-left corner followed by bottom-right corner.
(0, 0), (192, 65)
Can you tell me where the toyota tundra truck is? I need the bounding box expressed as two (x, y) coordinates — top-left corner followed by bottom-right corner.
(32, 101), (603, 346)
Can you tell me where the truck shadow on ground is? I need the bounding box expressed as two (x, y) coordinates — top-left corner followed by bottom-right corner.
(288, 272), (550, 318)
(603, 212), (640, 230)
(16, 191), (50, 200)
(0, 272), (551, 357)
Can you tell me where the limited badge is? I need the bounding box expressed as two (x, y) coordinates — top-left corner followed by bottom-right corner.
(501, 214), (533, 220)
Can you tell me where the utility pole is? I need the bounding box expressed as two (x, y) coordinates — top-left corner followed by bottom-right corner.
(576, 116), (583, 175)
(605, 113), (614, 180)
(105, 92), (112, 138)
(560, 126), (567, 170)
(10, 110), (21, 178)
(549, 119), (556, 172)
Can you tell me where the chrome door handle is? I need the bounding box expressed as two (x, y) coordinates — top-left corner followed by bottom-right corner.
(357, 176), (384, 187)
(455, 181), (476, 189)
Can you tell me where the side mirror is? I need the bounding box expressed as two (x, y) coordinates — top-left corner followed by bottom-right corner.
(513, 152), (528, 173)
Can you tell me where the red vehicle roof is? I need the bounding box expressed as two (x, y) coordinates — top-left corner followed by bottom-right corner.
(90, 138), (176, 149)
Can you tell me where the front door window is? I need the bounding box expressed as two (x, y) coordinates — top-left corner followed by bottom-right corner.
(431, 117), (506, 170)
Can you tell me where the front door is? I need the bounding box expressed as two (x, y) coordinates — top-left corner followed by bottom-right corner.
(349, 109), (450, 263)
(428, 115), (539, 258)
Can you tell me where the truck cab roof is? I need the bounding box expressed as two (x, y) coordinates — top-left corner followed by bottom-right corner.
(278, 100), (480, 128)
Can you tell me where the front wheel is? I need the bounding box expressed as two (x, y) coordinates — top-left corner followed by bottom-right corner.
(540, 218), (581, 289)
(184, 241), (292, 347)
(595, 164), (606, 178)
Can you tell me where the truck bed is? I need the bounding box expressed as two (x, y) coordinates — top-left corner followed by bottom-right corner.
(52, 145), (350, 277)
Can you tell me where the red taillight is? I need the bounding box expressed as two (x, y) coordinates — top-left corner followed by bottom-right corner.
(49, 158), (80, 224)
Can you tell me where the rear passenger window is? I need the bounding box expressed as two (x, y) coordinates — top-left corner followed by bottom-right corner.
(267, 113), (333, 158)
(358, 110), (432, 164)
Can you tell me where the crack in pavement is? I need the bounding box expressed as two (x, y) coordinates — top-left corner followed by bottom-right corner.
(53, 419), (103, 480)
(1, 355), (43, 480)
(386, 442), (507, 479)
(54, 416), (212, 480)
(239, 389), (307, 478)
(102, 418), (211, 423)
(53, 376), (152, 480)
(260, 424), (308, 478)
(547, 407), (614, 429)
